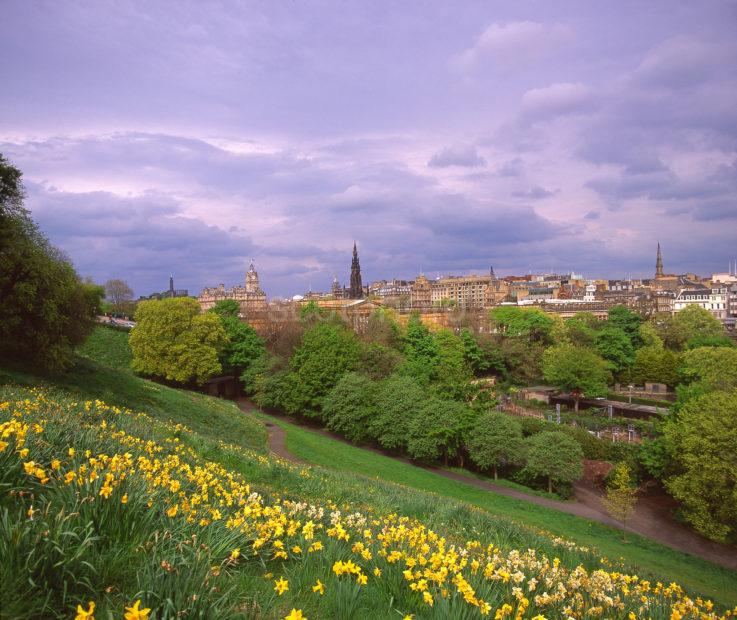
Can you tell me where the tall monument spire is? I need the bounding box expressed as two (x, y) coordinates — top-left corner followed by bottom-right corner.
(655, 242), (664, 278)
(349, 241), (364, 299)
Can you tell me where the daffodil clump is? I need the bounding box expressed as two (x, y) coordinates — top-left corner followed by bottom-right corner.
(1, 386), (734, 619)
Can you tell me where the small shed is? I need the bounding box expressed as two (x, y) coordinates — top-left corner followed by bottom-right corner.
(520, 386), (557, 404)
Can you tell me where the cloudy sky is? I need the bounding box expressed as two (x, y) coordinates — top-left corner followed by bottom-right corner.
(2, 1), (736, 297)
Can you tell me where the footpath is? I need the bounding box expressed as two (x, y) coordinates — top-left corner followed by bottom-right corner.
(236, 398), (737, 571)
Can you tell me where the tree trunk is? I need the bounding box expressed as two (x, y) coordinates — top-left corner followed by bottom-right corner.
(574, 397), (579, 413)
(548, 477), (553, 494)
(493, 465), (498, 480)
(444, 453), (448, 467)
(458, 452), (464, 468)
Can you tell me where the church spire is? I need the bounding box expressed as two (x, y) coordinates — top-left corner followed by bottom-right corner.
(349, 241), (364, 299)
(655, 242), (664, 278)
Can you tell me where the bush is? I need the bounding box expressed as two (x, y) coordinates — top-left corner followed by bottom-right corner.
(407, 399), (475, 465)
(323, 373), (378, 443)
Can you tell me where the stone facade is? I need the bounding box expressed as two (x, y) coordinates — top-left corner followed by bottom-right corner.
(198, 262), (267, 314)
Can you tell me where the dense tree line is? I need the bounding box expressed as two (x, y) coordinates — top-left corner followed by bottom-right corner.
(0, 154), (103, 371)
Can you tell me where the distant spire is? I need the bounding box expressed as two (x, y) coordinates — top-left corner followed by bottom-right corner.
(349, 242), (364, 299)
(169, 274), (174, 294)
(490, 265), (495, 278)
(655, 242), (664, 278)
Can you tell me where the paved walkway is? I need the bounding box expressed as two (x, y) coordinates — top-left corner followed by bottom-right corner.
(236, 399), (737, 571)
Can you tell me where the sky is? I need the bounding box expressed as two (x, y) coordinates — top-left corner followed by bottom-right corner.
(1, 1), (736, 298)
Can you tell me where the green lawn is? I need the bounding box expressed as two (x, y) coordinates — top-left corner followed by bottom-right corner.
(77, 324), (134, 371)
(263, 413), (737, 603)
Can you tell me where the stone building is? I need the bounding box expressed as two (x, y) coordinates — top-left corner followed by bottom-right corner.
(197, 262), (268, 314)
(410, 274), (432, 308)
(139, 275), (189, 301)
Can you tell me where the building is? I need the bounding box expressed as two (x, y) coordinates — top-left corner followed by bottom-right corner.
(674, 286), (729, 321)
(411, 274), (432, 308)
(139, 275), (189, 301)
(197, 262), (268, 314)
(369, 279), (413, 308)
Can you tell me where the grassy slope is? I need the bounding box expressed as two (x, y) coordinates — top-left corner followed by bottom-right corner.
(10, 326), (733, 604)
(0, 326), (267, 455)
(268, 414), (737, 602)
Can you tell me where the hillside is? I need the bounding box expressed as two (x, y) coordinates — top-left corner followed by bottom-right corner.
(1, 327), (735, 617)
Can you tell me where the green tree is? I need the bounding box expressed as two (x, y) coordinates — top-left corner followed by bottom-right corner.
(0, 154), (103, 371)
(679, 347), (737, 393)
(370, 375), (427, 452)
(130, 297), (226, 384)
(432, 329), (474, 400)
(524, 430), (584, 494)
(631, 346), (680, 387)
(602, 463), (639, 532)
(595, 325), (635, 374)
(542, 344), (611, 411)
(364, 308), (401, 348)
(489, 306), (555, 344)
(673, 305), (725, 345)
(555, 314), (598, 347)
(639, 322), (664, 349)
(685, 334), (735, 349)
(284, 322), (361, 418)
(664, 390), (737, 541)
(210, 300), (267, 393)
(467, 412), (524, 479)
(407, 398), (474, 465)
(500, 338), (545, 384)
(398, 314), (440, 384)
(357, 343), (403, 380)
(607, 305), (643, 349)
(323, 372), (378, 443)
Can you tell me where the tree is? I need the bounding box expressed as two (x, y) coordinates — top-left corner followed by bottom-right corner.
(685, 334), (735, 349)
(370, 374), (426, 452)
(407, 399), (475, 465)
(542, 344), (611, 411)
(664, 390), (737, 541)
(672, 306), (725, 345)
(524, 431), (584, 494)
(555, 314), (598, 348)
(209, 301), (267, 393)
(501, 338), (545, 384)
(602, 463), (639, 532)
(631, 346), (680, 387)
(104, 279), (134, 314)
(363, 308), (401, 348)
(467, 412), (524, 480)
(398, 314), (440, 384)
(595, 325), (635, 374)
(0, 154), (103, 371)
(357, 343), (402, 380)
(679, 347), (737, 393)
(323, 372), (378, 443)
(130, 297), (226, 384)
(432, 329), (474, 400)
(607, 306), (643, 349)
(489, 306), (555, 344)
(283, 322), (361, 418)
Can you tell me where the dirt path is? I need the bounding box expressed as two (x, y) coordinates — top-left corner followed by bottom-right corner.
(237, 399), (737, 571)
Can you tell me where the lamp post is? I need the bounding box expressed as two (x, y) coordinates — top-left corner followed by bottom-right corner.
(628, 384), (634, 404)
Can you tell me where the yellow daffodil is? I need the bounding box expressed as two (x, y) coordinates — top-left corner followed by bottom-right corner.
(124, 600), (150, 620)
(284, 610), (306, 620)
(312, 579), (325, 595)
(274, 576), (289, 596)
(75, 601), (95, 620)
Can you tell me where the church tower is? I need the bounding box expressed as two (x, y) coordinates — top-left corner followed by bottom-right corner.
(655, 243), (664, 279)
(349, 242), (364, 299)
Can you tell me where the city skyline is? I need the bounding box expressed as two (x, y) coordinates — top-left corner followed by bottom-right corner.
(2, 1), (736, 297)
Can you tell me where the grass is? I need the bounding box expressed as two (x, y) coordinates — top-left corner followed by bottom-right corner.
(444, 467), (567, 501)
(0, 327), (267, 455)
(77, 324), (134, 372)
(263, 413), (737, 604)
